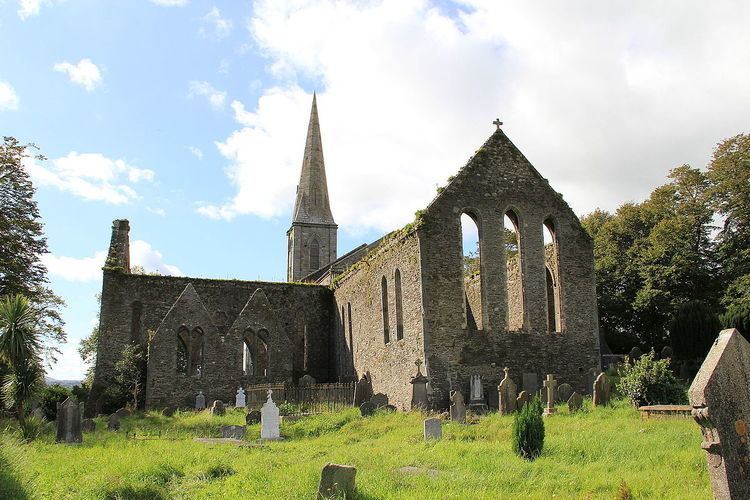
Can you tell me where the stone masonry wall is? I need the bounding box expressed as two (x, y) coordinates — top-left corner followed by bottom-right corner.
(332, 231), (425, 410)
(89, 271), (333, 413)
(418, 129), (600, 408)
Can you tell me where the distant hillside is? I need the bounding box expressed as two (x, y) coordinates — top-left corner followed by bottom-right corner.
(45, 377), (82, 388)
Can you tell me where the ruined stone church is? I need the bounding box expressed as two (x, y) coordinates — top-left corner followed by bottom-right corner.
(88, 95), (600, 414)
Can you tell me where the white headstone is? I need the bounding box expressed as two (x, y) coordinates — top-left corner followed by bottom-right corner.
(261, 390), (281, 440)
(195, 390), (206, 410)
(235, 387), (246, 408)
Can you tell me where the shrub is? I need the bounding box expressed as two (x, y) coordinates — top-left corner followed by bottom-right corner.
(38, 384), (71, 421)
(669, 301), (721, 360)
(617, 350), (686, 407)
(512, 396), (545, 460)
(18, 413), (47, 442)
(721, 303), (750, 342)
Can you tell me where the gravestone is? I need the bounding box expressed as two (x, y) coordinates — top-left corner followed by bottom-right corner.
(593, 373), (611, 406)
(107, 414), (120, 431)
(353, 374), (373, 407)
(423, 418), (442, 441)
(629, 347), (643, 362)
(221, 425), (246, 440)
(370, 393), (389, 408)
(81, 418), (96, 433)
(318, 463), (357, 499)
(55, 397), (83, 443)
(497, 367), (518, 415)
(522, 373), (538, 396)
(542, 374), (557, 417)
(585, 368), (598, 395)
(246, 409), (261, 425)
(410, 360), (429, 410)
(31, 407), (44, 420)
(235, 388), (246, 408)
(210, 400), (225, 416)
(557, 383), (573, 403)
(449, 390), (466, 423)
(299, 374), (316, 386)
(359, 401), (376, 417)
(163, 406), (176, 417)
(689, 328), (750, 499)
(260, 390), (281, 440)
(516, 390), (530, 410)
(661, 345), (674, 361)
(469, 375), (486, 411)
(196, 390), (206, 410)
(114, 408), (131, 419)
(568, 392), (583, 412)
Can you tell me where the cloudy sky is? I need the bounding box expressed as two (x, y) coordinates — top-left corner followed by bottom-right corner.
(2, 0), (748, 379)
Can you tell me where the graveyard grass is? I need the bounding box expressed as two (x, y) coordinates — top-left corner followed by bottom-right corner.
(0, 399), (709, 499)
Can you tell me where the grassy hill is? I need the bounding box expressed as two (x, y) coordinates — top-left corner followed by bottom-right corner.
(0, 399), (709, 499)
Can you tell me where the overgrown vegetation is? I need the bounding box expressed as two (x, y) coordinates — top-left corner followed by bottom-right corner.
(511, 397), (545, 460)
(0, 401), (709, 498)
(617, 351), (686, 407)
(669, 301), (722, 360)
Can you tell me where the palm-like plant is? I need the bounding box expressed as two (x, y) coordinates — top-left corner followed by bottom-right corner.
(0, 295), (43, 427)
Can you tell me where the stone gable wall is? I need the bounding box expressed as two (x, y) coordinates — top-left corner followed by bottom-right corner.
(418, 130), (600, 408)
(89, 272), (333, 413)
(332, 232), (425, 410)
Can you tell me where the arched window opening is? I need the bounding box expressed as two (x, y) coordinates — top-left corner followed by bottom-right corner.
(505, 210), (524, 330)
(347, 303), (354, 366)
(543, 218), (561, 332)
(310, 239), (320, 270)
(189, 327), (204, 377)
(243, 328), (269, 377)
(130, 301), (142, 343)
(461, 212), (482, 330)
(394, 269), (404, 340)
(381, 276), (390, 343)
(176, 328), (188, 375)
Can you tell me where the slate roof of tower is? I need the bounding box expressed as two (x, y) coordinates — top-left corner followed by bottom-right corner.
(292, 94), (336, 226)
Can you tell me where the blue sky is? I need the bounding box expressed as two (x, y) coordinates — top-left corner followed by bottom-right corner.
(2, 0), (748, 379)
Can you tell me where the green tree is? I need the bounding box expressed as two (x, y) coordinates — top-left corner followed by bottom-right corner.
(583, 166), (718, 351)
(512, 397), (545, 460)
(113, 344), (146, 409)
(0, 137), (65, 362)
(708, 133), (750, 307)
(0, 295), (45, 429)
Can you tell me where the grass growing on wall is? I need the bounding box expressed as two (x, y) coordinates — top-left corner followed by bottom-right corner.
(0, 399), (709, 499)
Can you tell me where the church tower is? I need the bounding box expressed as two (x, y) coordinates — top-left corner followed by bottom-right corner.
(287, 94), (337, 282)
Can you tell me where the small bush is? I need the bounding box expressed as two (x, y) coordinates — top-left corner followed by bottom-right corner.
(721, 303), (750, 342)
(19, 414), (47, 442)
(617, 350), (686, 407)
(38, 384), (71, 421)
(512, 396), (545, 460)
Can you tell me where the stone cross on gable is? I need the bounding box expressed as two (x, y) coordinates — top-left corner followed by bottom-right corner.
(493, 118), (503, 129)
(543, 374), (557, 416)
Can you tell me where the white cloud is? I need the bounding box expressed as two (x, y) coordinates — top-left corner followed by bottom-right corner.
(42, 250), (107, 282)
(188, 146), (204, 160)
(148, 207), (167, 216)
(16, 0), (56, 20)
(42, 240), (181, 283)
(24, 152), (155, 204)
(0, 81), (20, 111)
(201, 6), (233, 39)
(199, 0), (750, 233)
(151, 0), (188, 6)
(53, 59), (103, 91)
(188, 80), (226, 110)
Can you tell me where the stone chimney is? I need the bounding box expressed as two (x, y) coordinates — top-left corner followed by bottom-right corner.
(106, 219), (130, 273)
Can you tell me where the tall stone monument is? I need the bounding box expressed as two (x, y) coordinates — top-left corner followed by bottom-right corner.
(410, 360), (429, 410)
(469, 375), (486, 412)
(542, 374), (557, 417)
(353, 373), (373, 407)
(449, 390), (466, 423)
(498, 367), (518, 415)
(56, 397), (83, 443)
(261, 390), (281, 440)
(195, 390), (206, 410)
(689, 329), (750, 499)
(593, 373), (611, 406)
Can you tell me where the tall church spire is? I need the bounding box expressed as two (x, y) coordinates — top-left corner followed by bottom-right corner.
(287, 94), (338, 282)
(292, 93), (336, 225)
